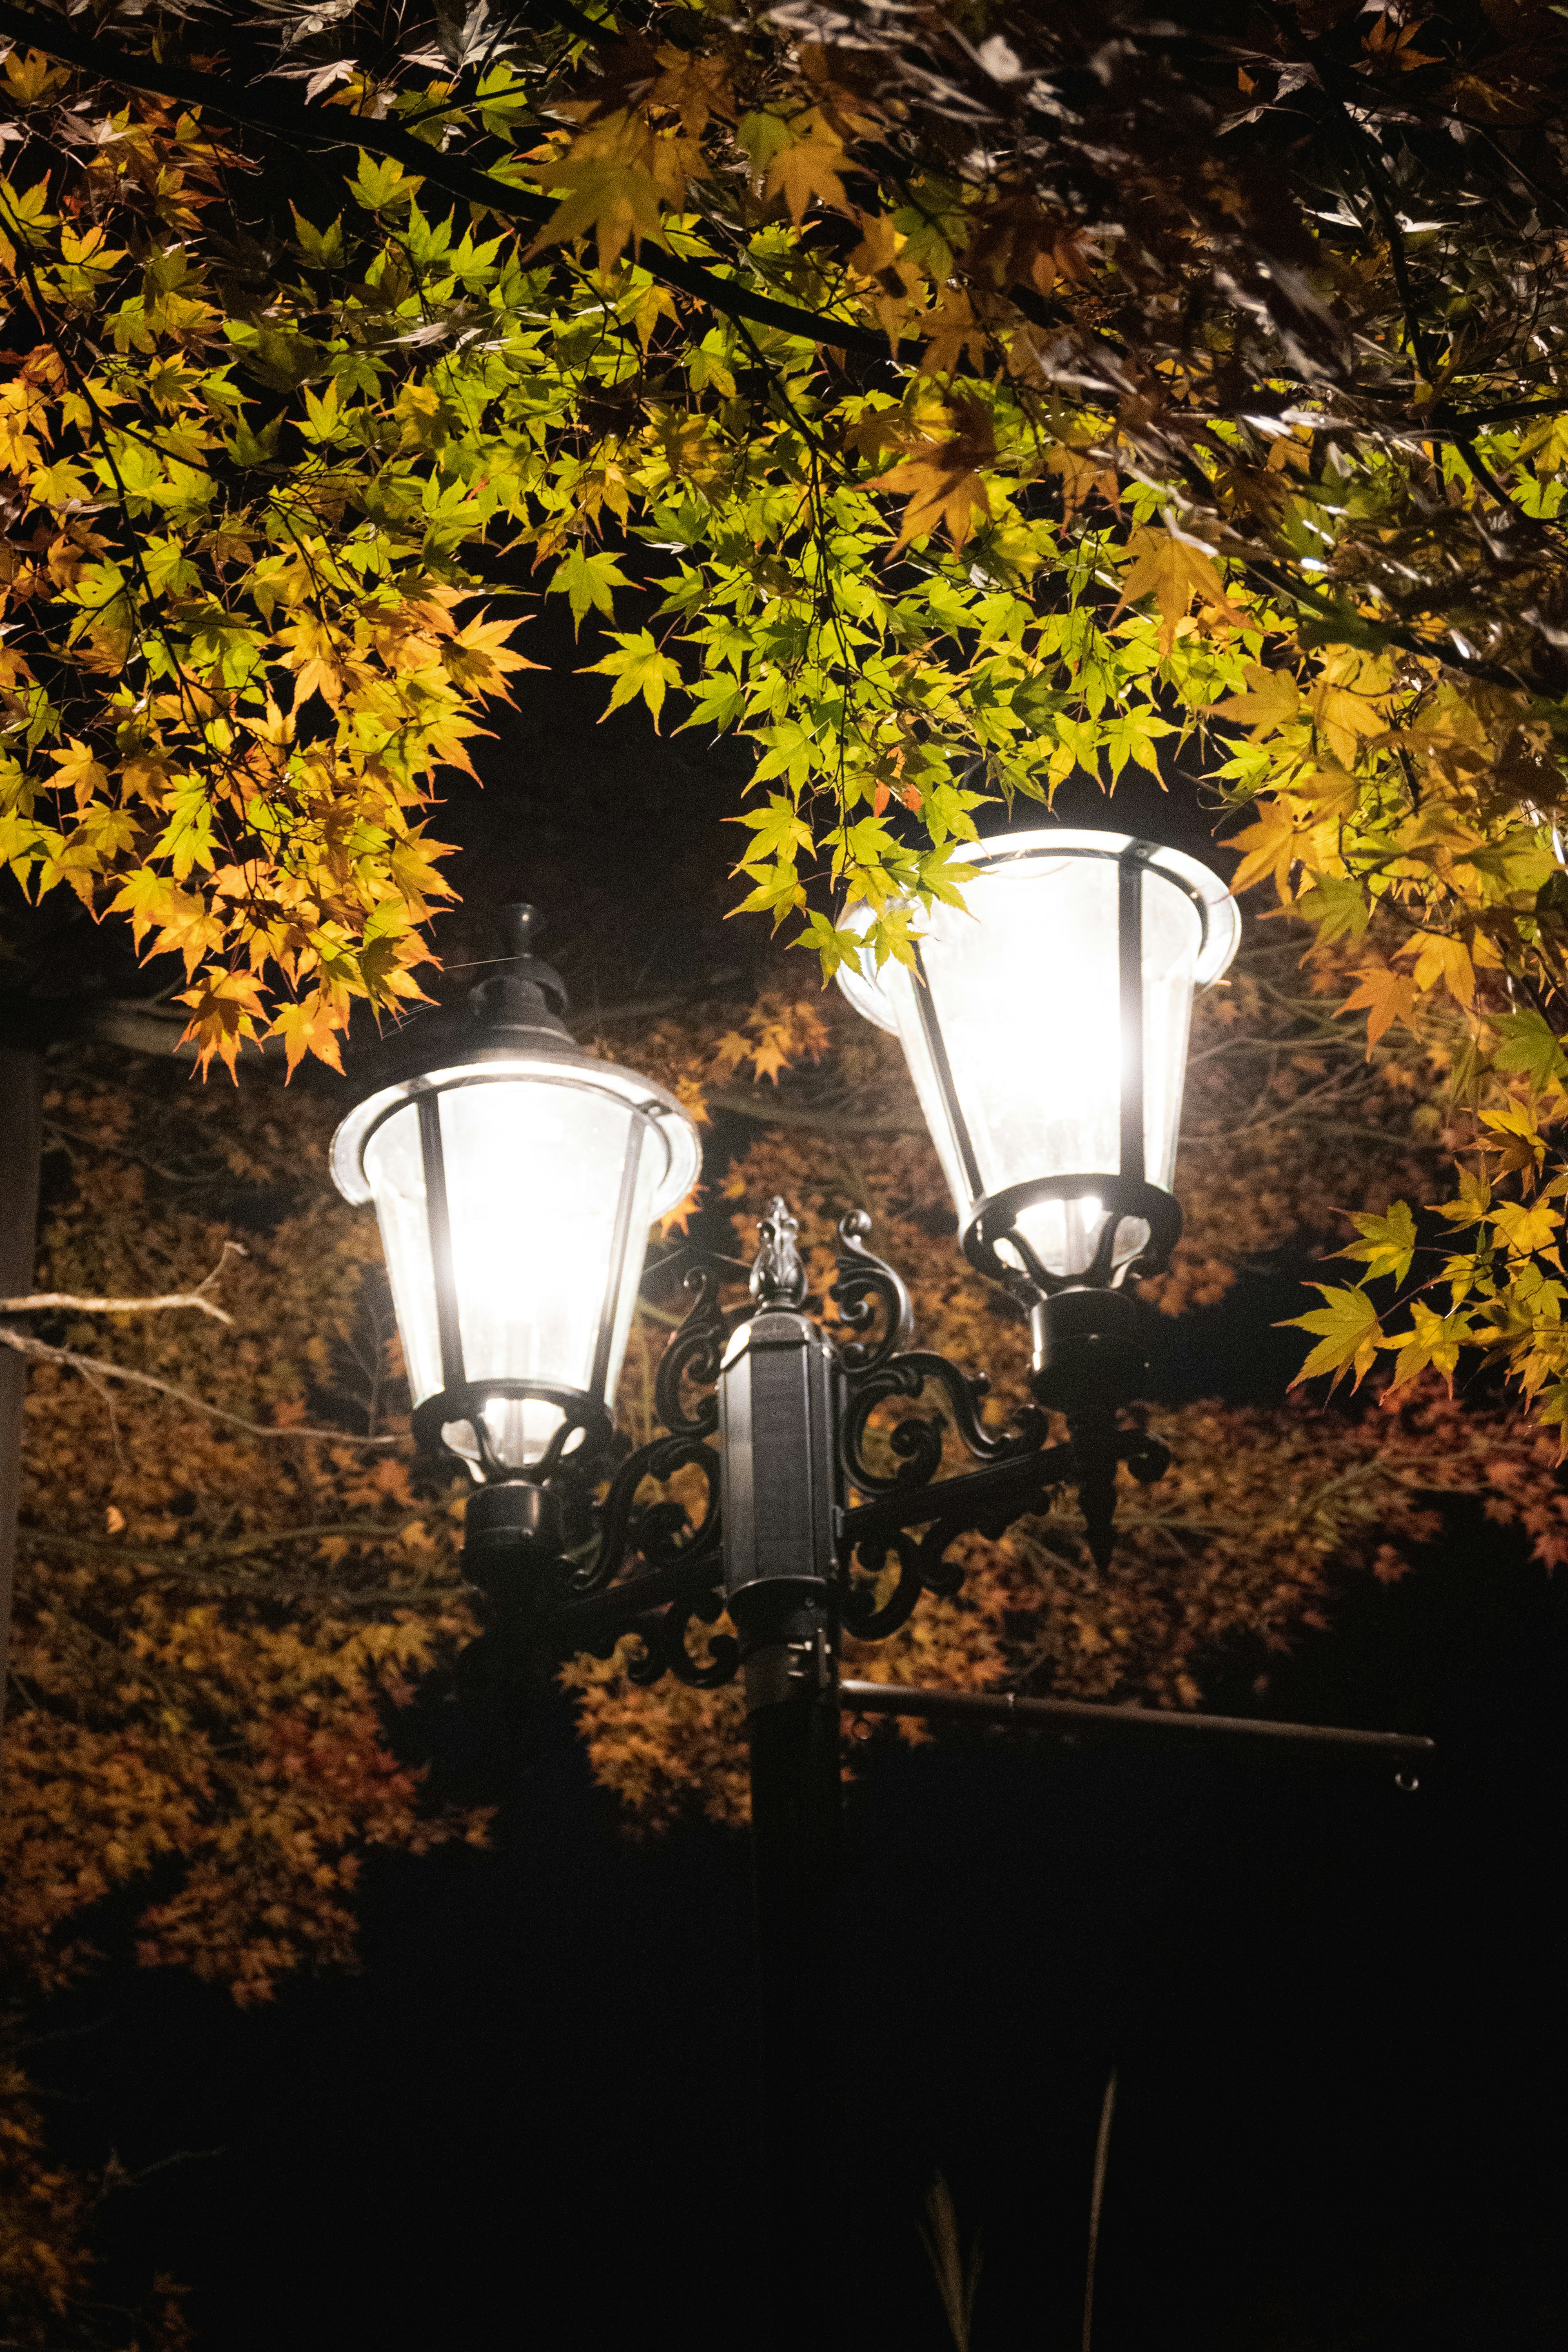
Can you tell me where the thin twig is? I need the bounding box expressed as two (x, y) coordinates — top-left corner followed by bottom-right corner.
(0, 1326), (401, 1445)
(2, 1291), (231, 1324)
(1082, 2067), (1118, 2352)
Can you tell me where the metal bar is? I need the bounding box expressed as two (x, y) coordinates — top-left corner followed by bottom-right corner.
(546, 1554), (724, 1645)
(840, 1440), (1077, 1545)
(1118, 853), (1145, 1185)
(590, 1113), (643, 1399)
(911, 939), (985, 1199)
(840, 1680), (1434, 1761)
(417, 1092), (466, 1395)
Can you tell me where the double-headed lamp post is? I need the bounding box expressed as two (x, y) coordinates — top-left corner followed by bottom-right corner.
(331, 849), (1429, 2346)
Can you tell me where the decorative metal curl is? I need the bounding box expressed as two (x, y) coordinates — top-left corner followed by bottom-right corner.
(626, 1591), (739, 1690)
(570, 1429), (721, 1597)
(646, 1249), (748, 1438)
(838, 1350), (1049, 1499)
(843, 1501), (1005, 1642)
(831, 1210), (913, 1372)
(842, 1530), (924, 1642)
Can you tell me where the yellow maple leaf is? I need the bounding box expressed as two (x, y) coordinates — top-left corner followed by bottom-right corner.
(1305, 649), (1390, 766)
(1109, 525), (1244, 656)
(763, 113), (849, 224)
(523, 111), (702, 276)
(916, 286), (989, 380)
(177, 970), (268, 1079)
(1227, 795), (1308, 903)
(1210, 663), (1301, 741)
(1401, 929), (1474, 1008)
(269, 991), (347, 1079)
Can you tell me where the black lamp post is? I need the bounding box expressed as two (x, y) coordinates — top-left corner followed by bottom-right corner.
(331, 853), (1430, 2349)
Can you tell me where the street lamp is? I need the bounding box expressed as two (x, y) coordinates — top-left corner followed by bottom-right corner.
(330, 872), (1427, 2352)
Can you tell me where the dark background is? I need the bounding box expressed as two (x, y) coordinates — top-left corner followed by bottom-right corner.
(11, 609), (1567, 2349)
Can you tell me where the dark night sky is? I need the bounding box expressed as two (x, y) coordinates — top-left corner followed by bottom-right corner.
(11, 607), (1568, 2350)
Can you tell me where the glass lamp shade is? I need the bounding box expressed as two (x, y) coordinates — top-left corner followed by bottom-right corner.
(330, 1056), (701, 1477)
(837, 830), (1240, 1291)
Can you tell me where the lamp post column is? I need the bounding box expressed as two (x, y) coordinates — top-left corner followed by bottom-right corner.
(718, 1202), (844, 2350)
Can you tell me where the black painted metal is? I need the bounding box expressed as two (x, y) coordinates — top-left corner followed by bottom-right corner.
(417, 1089), (466, 1399)
(716, 1198), (845, 2352)
(591, 1112), (643, 1399)
(840, 1680), (1436, 1762)
(1119, 848), (1147, 1187)
(962, 1171), (1183, 1293)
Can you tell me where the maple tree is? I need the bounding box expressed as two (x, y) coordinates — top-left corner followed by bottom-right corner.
(0, 1056), (488, 2345)
(0, 0), (1567, 1427)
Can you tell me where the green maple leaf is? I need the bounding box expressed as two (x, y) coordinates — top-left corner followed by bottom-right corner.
(548, 547), (631, 632)
(788, 908), (864, 981)
(1280, 1283), (1383, 1389)
(1492, 1009), (1568, 1092)
(1338, 1199), (1417, 1287)
(729, 794), (814, 866)
(579, 630), (682, 730)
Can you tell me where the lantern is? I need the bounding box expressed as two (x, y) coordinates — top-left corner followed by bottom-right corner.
(837, 830), (1240, 1295)
(330, 909), (701, 1481)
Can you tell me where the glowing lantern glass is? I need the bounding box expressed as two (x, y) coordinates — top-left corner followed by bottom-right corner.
(330, 921), (700, 1480)
(837, 831), (1240, 1292)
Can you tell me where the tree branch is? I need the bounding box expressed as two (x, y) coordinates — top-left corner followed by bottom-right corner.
(1, 1242), (247, 1323)
(0, 2), (899, 361)
(25, 1522), (443, 1568)
(0, 1324), (401, 1443)
(0, 1287), (233, 1323)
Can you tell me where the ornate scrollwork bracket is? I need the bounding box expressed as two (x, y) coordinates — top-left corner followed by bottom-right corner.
(515, 1198), (1170, 1687)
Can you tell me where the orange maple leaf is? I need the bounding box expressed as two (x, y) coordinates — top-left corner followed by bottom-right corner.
(1338, 962), (1420, 1054)
(864, 400), (997, 550)
(1109, 523), (1245, 656)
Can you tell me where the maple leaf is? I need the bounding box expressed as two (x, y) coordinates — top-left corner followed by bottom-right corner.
(1305, 650), (1389, 766)
(729, 795), (814, 869)
(659, 1183), (703, 1237)
(1338, 964), (1419, 1053)
(270, 991), (347, 1079)
(1281, 1283), (1383, 1390)
(578, 629), (683, 730)
(1479, 1102), (1546, 1184)
(1384, 1300), (1472, 1396)
(1209, 664), (1301, 741)
(916, 287), (989, 380)
(549, 546), (633, 632)
(1226, 796), (1307, 903)
(176, 971), (268, 1079)
(1492, 1009), (1568, 1093)
(1490, 1198), (1564, 1264)
(523, 112), (694, 275)
(864, 401), (997, 550)
(1339, 1199), (1418, 1288)
(1401, 930), (1474, 1009)
(1109, 524), (1245, 656)
(761, 113), (849, 225)
(1043, 439), (1120, 527)
(847, 210), (925, 350)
